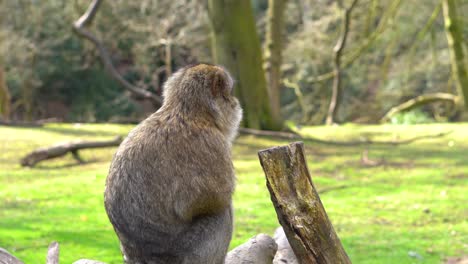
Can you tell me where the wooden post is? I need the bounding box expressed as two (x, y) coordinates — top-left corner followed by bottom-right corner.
(258, 142), (351, 264)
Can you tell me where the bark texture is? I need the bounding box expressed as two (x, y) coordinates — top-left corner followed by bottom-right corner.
(258, 142), (351, 264)
(264, 0), (286, 129)
(207, 0), (277, 130)
(442, 0), (468, 108)
(0, 67), (11, 121)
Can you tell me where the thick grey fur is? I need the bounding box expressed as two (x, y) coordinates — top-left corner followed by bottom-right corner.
(104, 64), (242, 264)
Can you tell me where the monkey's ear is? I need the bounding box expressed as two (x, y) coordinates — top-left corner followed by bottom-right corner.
(211, 72), (232, 98)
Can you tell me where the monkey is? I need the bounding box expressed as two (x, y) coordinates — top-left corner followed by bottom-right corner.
(104, 63), (242, 264)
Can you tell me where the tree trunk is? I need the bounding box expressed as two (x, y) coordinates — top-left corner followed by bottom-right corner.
(442, 0), (468, 109)
(326, 0), (359, 125)
(207, 0), (278, 130)
(264, 0), (286, 129)
(0, 66), (11, 121)
(258, 142), (351, 264)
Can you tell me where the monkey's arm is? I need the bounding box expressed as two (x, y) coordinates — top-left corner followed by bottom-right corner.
(169, 129), (235, 222)
(174, 178), (233, 222)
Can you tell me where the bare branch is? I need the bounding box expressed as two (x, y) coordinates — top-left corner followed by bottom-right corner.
(307, 0), (402, 84)
(72, 0), (162, 106)
(326, 0), (359, 125)
(74, 0), (102, 28)
(381, 93), (459, 122)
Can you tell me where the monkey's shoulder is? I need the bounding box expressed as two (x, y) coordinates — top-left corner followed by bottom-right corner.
(115, 115), (229, 164)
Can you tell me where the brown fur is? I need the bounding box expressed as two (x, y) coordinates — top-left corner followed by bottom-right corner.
(104, 64), (242, 264)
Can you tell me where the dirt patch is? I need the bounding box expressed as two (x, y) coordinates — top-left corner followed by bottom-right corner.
(445, 256), (468, 264)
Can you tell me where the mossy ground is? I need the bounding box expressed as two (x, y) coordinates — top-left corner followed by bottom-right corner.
(0, 123), (466, 263)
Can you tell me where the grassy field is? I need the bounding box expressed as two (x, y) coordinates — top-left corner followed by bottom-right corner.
(0, 123), (467, 263)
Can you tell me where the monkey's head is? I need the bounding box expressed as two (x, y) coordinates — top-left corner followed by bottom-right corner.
(161, 63), (242, 142)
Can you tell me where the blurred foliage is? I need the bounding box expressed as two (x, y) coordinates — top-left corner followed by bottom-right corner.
(0, 0), (467, 123)
(282, 0), (467, 124)
(0, 0), (205, 121)
(390, 109), (434, 125)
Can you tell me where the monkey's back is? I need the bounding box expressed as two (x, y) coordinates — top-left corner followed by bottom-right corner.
(104, 111), (235, 260)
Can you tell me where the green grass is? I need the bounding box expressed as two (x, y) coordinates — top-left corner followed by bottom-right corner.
(0, 123), (467, 263)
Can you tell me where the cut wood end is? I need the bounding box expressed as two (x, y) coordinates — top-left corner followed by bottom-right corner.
(258, 141), (304, 157)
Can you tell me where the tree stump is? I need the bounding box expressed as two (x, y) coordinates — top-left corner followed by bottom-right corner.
(258, 142), (351, 264)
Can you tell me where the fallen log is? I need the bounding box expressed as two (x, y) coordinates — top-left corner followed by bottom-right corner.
(273, 227), (299, 264)
(2, 234), (280, 264)
(258, 142), (351, 264)
(225, 234), (278, 264)
(20, 136), (123, 167)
